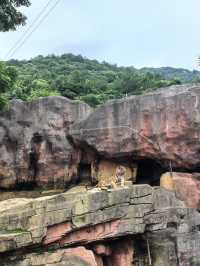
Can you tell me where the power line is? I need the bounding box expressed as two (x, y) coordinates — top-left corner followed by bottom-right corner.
(4, 0), (55, 60)
(4, 0), (54, 60)
(5, 0), (62, 60)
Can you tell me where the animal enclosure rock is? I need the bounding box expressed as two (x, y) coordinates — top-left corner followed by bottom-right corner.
(1, 185), (200, 265)
(70, 85), (200, 170)
(0, 97), (91, 189)
(161, 172), (200, 209)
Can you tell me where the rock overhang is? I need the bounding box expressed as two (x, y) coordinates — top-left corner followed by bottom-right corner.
(69, 84), (200, 170)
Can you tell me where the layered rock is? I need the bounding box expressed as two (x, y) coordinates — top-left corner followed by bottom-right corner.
(161, 172), (200, 209)
(0, 185), (200, 265)
(2, 85), (200, 189)
(2, 247), (104, 266)
(70, 85), (200, 170)
(1, 85), (200, 265)
(0, 97), (91, 189)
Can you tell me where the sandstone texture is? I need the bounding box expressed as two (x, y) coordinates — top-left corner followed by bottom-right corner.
(161, 172), (200, 209)
(2, 85), (200, 189)
(70, 85), (200, 170)
(0, 185), (200, 265)
(1, 86), (200, 265)
(0, 97), (91, 189)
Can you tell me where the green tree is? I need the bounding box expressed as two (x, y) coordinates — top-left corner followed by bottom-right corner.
(0, 63), (18, 93)
(0, 0), (31, 32)
(0, 62), (18, 109)
(79, 94), (100, 107)
(26, 79), (60, 100)
(7, 53), (184, 107)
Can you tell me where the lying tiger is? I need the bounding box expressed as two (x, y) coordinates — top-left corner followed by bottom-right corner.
(97, 165), (126, 190)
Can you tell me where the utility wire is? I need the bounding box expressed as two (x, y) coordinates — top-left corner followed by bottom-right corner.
(4, 0), (55, 60)
(5, 0), (62, 60)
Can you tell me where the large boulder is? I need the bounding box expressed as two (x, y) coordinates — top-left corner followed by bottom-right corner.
(70, 85), (200, 170)
(0, 97), (91, 189)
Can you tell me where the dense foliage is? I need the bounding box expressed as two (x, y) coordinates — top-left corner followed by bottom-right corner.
(0, 0), (31, 32)
(3, 54), (182, 108)
(0, 60), (59, 110)
(141, 67), (200, 83)
(0, 62), (18, 109)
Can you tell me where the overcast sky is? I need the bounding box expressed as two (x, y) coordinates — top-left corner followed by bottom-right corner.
(0, 0), (200, 70)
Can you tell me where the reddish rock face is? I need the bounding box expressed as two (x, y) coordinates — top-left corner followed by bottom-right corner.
(59, 220), (121, 247)
(43, 221), (134, 265)
(92, 244), (112, 256)
(108, 239), (134, 266)
(63, 247), (103, 266)
(70, 85), (200, 170)
(44, 221), (134, 266)
(0, 97), (91, 189)
(92, 240), (134, 266)
(43, 222), (72, 245)
(173, 172), (200, 209)
(160, 172), (200, 209)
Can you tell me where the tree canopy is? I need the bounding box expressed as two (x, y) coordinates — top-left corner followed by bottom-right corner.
(0, 0), (31, 31)
(1, 53), (182, 108)
(0, 62), (19, 108)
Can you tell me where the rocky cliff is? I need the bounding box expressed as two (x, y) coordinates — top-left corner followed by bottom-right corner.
(0, 97), (91, 189)
(70, 84), (200, 169)
(1, 185), (200, 265)
(1, 85), (200, 265)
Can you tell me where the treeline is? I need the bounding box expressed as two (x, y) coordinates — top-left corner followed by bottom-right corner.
(141, 67), (200, 83)
(1, 54), (182, 109)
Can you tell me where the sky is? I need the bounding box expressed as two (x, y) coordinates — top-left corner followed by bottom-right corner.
(0, 0), (200, 70)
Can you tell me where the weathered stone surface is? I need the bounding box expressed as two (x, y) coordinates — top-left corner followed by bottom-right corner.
(161, 172), (200, 209)
(92, 244), (112, 256)
(2, 247), (103, 266)
(108, 239), (134, 266)
(70, 85), (200, 169)
(2, 86), (200, 265)
(0, 185), (200, 265)
(0, 97), (91, 189)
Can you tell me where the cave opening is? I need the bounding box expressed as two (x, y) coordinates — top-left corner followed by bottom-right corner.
(77, 163), (92, 184)
(18, 132), (43, 190)
(102, 256), (109, 266)
(133, 235), (149, 266)
(14, 149), (38, 190)
(15, 149), (38, 190)
(136, 159), (167, 186)
(29, 149), (38, 179)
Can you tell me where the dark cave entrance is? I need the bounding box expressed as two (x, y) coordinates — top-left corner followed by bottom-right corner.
(29, 149), (38, 180)
(133, 235), (150, 266)
(23, 132), (43, 190)
(77, 163), (91, 184)
(87, 236), (150, 266)
(136, 159), (167, 186)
